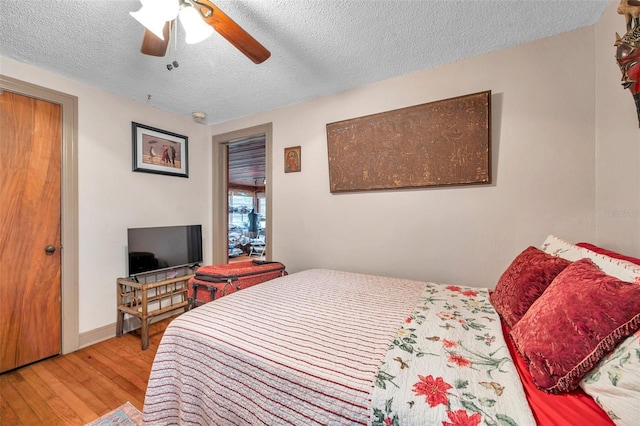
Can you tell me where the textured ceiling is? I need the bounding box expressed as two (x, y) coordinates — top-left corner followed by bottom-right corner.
(0, 0), (608, 125)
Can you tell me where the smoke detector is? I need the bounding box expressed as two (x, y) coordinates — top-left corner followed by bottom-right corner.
(192, 111), (206, 121)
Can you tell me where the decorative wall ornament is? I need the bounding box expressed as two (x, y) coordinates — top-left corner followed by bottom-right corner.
(326, 91), (491, 193)
(132, 122), (189, 178)
(284, 146), (301, 173)
(615, 0), (640, 127)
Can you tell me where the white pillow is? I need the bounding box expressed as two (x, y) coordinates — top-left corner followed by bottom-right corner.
(540, 235), (640, 283)
(580, 332), (640, 426)
(539, 234), (584, 261)
(579, 246), (640, 284)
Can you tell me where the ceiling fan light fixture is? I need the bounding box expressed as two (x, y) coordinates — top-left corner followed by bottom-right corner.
(155, 0), (180, 21)
(130, 7), (167, 40)
(131, 0), (180, 40)
(179, 4), (214, 44)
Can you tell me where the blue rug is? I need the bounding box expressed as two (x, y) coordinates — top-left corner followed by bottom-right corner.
(85, 402), (143, 426)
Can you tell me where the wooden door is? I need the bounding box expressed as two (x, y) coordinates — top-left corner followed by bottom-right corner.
(0, 90), (62, 373)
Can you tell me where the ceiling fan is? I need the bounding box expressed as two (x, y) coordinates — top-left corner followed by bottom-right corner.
(131, 0), (270, 64)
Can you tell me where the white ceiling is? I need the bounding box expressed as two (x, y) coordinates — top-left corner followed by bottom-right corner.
(0, 0), (608, 125)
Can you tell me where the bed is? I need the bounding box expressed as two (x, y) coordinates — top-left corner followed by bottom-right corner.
(143, 235), (640, 425)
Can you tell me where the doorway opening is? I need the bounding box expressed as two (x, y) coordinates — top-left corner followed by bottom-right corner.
(212, 123), (272, 266)
(227, 136), (266, 263)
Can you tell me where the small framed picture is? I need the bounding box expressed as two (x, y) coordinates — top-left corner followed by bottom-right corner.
(284, 146), (301, 173)
(132, 122), (188, 178)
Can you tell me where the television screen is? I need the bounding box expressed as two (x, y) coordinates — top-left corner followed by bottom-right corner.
(127, 225), (203, 276)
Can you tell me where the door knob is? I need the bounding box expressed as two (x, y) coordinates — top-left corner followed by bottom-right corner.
(44, 245), (56, 254)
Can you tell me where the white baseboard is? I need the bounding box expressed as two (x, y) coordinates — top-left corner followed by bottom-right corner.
(78, 317), (135, 349)
(78, 311), (182, 349)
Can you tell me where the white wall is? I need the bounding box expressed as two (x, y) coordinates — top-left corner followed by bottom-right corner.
(594, 1), (640, 256)
(0, 56), (213, 333)
(212, 25), (600, 287)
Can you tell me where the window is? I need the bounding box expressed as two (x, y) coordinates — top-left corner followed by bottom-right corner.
(228, 191), (254, 229)
(257, 192), (266, 230)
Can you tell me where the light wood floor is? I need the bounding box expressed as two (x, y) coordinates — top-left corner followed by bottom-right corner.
(0, 316), (175, 425)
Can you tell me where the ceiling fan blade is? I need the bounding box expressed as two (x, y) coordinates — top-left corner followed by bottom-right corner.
(195, 0), (271, 64)
(140, 22), (171, 57)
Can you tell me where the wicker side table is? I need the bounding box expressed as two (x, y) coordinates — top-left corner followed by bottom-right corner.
(116, 274), (194, 349)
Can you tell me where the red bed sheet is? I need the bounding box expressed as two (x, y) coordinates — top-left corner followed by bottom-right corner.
(502, 321), (614, 426)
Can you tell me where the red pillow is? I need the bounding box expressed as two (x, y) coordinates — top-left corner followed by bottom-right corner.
(510, 258), (640, 393)
(490, 246), (571, 328)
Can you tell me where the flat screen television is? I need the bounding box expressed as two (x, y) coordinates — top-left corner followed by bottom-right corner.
(127, 225), (203, 276)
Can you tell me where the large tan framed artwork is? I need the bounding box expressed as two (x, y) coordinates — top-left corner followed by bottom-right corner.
(326, 91), (491, 193)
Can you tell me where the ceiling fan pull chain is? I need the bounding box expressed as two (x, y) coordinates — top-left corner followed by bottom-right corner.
(173, 19), (178, 52)
(167, 20), (180, 71)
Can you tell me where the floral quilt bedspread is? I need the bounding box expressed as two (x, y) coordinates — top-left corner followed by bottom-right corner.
(370, 283), (536, 426)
